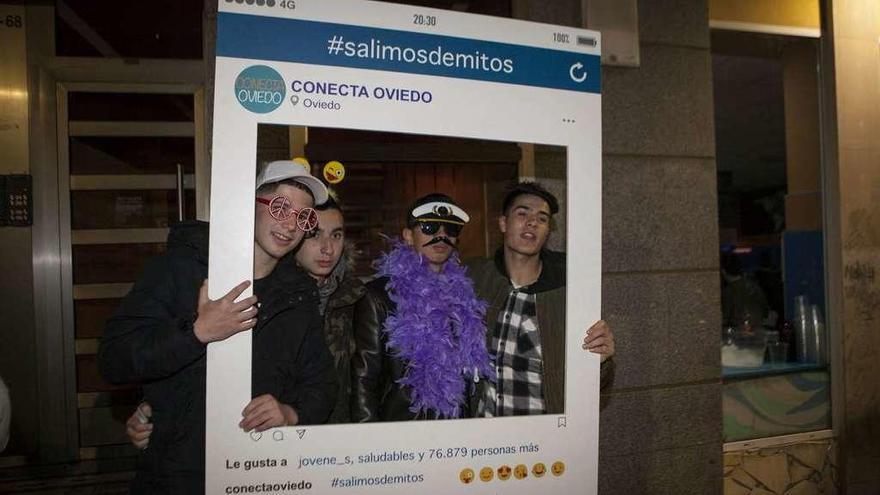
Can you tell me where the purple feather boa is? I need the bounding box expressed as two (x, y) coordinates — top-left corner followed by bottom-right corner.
(377, 242), (495, 418)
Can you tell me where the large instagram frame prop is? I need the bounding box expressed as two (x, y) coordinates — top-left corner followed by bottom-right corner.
(208, 1), (601, 493)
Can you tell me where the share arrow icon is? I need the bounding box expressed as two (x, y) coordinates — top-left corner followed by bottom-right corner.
(296, 429), (306, 439)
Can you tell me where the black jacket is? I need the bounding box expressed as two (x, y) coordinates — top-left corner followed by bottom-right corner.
(350, 277), (474, 422)
(98, 221), (336, 494)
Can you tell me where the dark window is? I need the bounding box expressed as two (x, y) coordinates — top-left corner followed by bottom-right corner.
(55, 0), (203, 59)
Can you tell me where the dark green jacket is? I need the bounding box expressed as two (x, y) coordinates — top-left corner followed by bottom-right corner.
(322, 271), (365, 423)
(466, 249), (613, 415)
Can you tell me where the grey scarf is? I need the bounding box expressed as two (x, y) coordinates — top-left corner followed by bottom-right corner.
(316, 258), (347, 315)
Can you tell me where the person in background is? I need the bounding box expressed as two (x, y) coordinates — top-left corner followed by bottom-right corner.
(721, 251), (771, 329)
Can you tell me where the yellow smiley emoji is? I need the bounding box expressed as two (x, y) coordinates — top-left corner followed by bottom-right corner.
(479, 467), (494, 482)
(514, 464), (528, 480)
(497, 465), (512, 481)
(459, 468), (475, 484)
(551, 460), (565, 477)
(322, 160), (345, 184)
(532, 462), (546, 478)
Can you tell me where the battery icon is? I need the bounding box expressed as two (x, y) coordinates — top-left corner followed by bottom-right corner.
(577, 36), (597, 47)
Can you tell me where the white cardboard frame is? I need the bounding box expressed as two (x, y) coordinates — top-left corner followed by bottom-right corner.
(207, 2), (602, 493)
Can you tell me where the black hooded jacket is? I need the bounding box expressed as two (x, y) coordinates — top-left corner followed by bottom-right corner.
(98, 221), (336, 494)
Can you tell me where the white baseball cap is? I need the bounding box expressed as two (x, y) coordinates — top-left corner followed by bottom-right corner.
(255, 160), (329, 205)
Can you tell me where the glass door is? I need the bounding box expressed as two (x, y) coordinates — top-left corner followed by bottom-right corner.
(57, 84), (206, 460)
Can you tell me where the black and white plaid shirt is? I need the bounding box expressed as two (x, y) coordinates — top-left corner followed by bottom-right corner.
(480, 287), (545, 416)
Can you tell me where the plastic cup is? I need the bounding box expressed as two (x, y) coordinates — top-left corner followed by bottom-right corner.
(767, 342), (788, 364)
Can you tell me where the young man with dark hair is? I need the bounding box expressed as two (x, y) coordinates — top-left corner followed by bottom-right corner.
(468, 181), (615, 416)
(100, 160), (337, 494)
(291, 196), (365, 423)
(351, 193), (494, 422)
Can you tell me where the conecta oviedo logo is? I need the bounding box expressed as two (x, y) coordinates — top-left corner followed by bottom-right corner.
(234, 65), (286, 114)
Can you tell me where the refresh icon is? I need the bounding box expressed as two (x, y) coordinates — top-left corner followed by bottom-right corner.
(569, 62), (588, 83)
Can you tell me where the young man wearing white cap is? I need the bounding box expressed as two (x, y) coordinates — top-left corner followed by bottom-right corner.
(99, 161), (337, 494)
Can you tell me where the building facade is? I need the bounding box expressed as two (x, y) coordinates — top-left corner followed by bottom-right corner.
(0, 0), (876, 493)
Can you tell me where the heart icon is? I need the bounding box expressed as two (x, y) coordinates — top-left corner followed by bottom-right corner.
(250, 430), (262, 442)
(290, 95), (300, 106)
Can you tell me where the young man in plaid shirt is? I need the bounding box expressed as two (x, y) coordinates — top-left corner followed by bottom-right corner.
(468, 182), (615, 416)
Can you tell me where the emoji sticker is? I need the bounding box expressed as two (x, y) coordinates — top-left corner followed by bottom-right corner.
(532, 462), (546, 478)
(514, 464), (528, 480)
(479, 467), (494, 482)
(497, 465), (512, 481)
(323, 160), (345, 184)
(459, 468), (475, 484)
(292, 157), (311, 173)
(551, 460), (565, 477)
